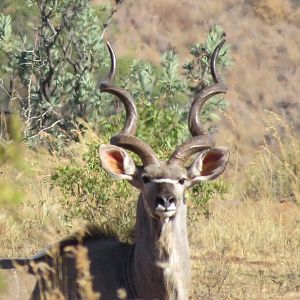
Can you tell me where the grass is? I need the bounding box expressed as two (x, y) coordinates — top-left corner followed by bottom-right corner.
(188, 113), (300, 299)
(190, 200), (300, 299)
(0, 146), (73, 257)
(0, 0), (299, 298)
(242, 113), (300, 203)
(0, 114), (299, 299)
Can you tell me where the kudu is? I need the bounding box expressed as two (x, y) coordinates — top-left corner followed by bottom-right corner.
(0, 38), (229, 300)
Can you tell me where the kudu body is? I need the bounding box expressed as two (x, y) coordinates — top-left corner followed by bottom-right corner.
(0, 38), (229, 300)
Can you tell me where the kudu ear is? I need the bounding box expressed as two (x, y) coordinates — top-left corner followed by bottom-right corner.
(188, 147), (229, 184)
(99, 145), (136, 181)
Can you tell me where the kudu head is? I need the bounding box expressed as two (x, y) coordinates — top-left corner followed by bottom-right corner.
(99, 40), (229, 224)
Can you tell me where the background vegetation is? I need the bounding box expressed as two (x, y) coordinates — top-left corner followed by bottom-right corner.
(0, 0), (299, 299)
(1, 0), (231, 239)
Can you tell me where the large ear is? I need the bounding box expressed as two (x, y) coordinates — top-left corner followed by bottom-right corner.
(99, 145), (136, 180)
(188, 147), (229, 184)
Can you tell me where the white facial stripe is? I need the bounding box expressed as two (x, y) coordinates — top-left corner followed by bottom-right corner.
(151, 178), (179, 184)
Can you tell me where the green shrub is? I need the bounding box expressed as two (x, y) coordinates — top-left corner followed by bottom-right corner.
(0, 0), (118, 143)
(0, 0), (232, 238)
(52, 142), (136, 242)
(52, 25), (232, 239)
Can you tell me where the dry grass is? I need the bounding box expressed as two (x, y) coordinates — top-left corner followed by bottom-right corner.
(250, 0), (300, 25)
(0, 143), (86, 258)
(190, 199), (300, 299)
(1, 0), (300, 298)
(0, 115), (299, 299)
(188, 114), (300, 299)
(242, 113), (300, 203)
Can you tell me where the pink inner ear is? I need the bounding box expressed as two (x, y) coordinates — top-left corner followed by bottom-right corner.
(201, 150), (224, 176)
(103, 150), (125, 175)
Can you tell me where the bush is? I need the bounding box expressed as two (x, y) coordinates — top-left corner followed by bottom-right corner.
(0, 0), (232, 239)
(52, 25), (232, 239)
(52, 142), (136, 242)
(0, 0), (118, 143)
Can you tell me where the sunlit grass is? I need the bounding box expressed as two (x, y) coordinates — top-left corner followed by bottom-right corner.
(0, 114), (299, 299)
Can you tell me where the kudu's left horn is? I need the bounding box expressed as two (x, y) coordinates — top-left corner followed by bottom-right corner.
(100, 42), (159, 166)
(169, 37), (228, 165)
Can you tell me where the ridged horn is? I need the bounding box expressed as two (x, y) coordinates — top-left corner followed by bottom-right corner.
(100, 42), (159, 166)
(169, 37), (228, 165)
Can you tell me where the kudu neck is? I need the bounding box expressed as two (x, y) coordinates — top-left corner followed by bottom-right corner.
(135, 193), (188, 241)
(132, 193), (191, 299)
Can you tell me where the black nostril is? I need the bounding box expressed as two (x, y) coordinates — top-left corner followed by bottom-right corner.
(156, 196), (176, 209)
(157, 197), (166, 207)
(168, 197), (175, 204)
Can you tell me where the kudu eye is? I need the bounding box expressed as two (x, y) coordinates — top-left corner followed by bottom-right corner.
(142, 176), (150, 184)
(178, 178), (187, 185)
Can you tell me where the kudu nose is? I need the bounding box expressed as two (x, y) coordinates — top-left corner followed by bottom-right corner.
(156, 196), (176, 210)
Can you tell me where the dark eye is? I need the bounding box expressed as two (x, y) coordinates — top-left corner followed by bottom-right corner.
(142, 176), (150, 184)
(178, 178), (186, 185)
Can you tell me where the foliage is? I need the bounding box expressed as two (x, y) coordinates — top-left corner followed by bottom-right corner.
(0, 0), (118, 143)
(52, 25), (232, 235)
(183, 24), (231, 124)
(189, 180), (229, 219)
(0, 0), (232, 237)
(0, 2), (230, 143)
(52, 141), (136, 241)
(107, 25), (232, 153)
